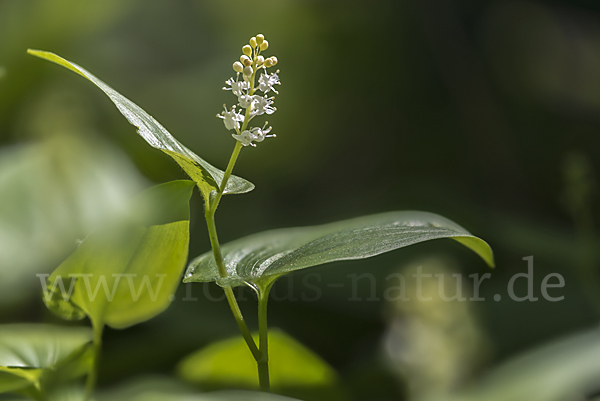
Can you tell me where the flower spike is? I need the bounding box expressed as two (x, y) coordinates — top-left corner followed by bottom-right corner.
(217, 34), (281, 147)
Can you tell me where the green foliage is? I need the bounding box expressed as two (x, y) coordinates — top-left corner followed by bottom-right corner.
(178, 330), (345, 401)
(43, 180), (194, 329)
(96, 376), (302, 401)
(0, 135), (145, 304)
(123, 391), (302, 401)
(185, 211), (494, 288)
(26, 50), (254, 204)
(0, 324), (93, 395)
(437, 328), (600, 401)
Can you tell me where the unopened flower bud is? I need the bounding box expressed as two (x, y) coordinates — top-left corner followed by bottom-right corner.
(233, 61), (244, 73)
(256, 55), (264, 66)
(240, 55), (252, 66)
(264, 58), (273, 68)
(242, 45), (252, 57)
(243, 66), (253, 77)
(270, 56), (278, 66)
(260, 40), (269, 51)
(256, 34), (265, 45)
(249, 37), (257, 48)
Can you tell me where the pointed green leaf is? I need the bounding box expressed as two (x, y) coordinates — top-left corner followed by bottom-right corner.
(0, 324), (93, 395)
(185, 211), (494, 287)
(43, 180), (194, 329)
(178, 330), (345, 401)
(27, 49), (254, 202)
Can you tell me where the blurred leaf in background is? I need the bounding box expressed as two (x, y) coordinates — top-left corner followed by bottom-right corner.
(434, 327), (600, 401)
(97, 376), (303, 401)
(0, 134), (146, 305)
(178, 330), (346, 401)
(0, 324), (92, 398)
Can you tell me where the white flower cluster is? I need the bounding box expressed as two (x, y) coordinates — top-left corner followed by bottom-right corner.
(217, 34), (280, 147)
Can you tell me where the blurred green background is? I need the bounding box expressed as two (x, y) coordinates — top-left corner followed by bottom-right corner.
(1, 0), (600, 400)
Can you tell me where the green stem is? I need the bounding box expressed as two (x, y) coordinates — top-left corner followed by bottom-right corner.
(203, 137), (261, 360)
(84, 323), (103, 401)
(205, 209), (259, 360)
(210, 140), (243, 215)
(225, 286), (261, 360)
(258, 284), (273, 392)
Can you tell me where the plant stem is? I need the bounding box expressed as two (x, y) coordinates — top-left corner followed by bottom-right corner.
(205, 209), (260, 360)
(203, 138), (261, 360)
(258, 284), (273, 392)
(84, 323), (103, 401)
(225, 286), (261, 360)
(210, 140), (243, 215)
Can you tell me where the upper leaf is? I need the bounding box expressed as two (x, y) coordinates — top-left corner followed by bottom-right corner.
(44, 180), (195, 329)
(0, 324), (92, 395)
(184, 211), (494, 287)
(27, 49), (254, 202)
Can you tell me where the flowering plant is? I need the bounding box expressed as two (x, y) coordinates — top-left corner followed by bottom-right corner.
(13, 34), (494, 399)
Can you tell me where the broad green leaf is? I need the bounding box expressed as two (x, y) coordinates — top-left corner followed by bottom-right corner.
(43, 180), (194, 329)
(0, 324), (92, 395)
(184, 211), (494, 288)
(27, 49), (254, 202)
(0, 135), (146, 304)
(178, 330), (345, 401)
(435, 327), (600, 401)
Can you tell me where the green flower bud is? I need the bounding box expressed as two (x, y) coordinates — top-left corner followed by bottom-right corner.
(260, 40), (269, 51)
(242, 45), (252, 57)
(256, 34), (265, 46)
(243, 66), (253, 77)
(249, 37), (257, 48)
(256, 55), (265, 66)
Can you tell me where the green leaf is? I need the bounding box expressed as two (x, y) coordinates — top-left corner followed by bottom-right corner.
(177, 330), (346, 401)
(43, 180), (194, 329)
(0, 324), (93, 395)
(436, 328), (600, 401)
(184, 211), (494, 288)
(125, 391), (302, 401)
(27, 49), (254, 202)
(0, 135), (146, 304)
(97, 376), (302, 401)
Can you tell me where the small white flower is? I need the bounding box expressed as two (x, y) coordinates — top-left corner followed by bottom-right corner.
(257, 71), (280, 94)
(223, 78), (249, 96)
(251, 95), (276, 116)
(232, 125), (274, 147)
(238, 94), (254, 109)
(217, 105), (244, 131)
